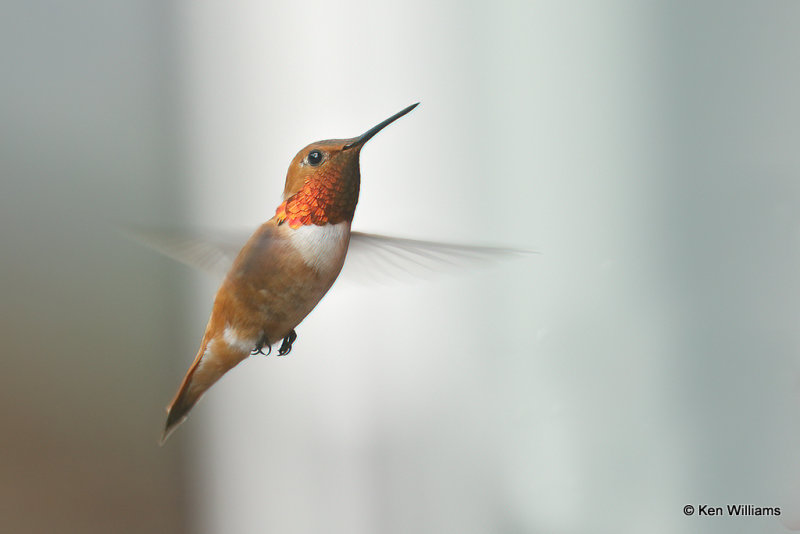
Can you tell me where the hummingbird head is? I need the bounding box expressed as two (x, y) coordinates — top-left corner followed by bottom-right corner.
(276, 103), (419, 229)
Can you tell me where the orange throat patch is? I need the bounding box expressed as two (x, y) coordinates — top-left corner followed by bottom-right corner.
(275, 177), (358, 229)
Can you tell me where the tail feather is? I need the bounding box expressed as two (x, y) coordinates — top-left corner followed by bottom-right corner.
(160, 361), (204, 445)
(160, 339), (250, 445)
(160, 380), (197, 445)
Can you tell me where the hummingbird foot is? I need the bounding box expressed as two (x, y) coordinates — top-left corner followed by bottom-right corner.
(277, 330), (297, 356)
(251, 333), (272, 356)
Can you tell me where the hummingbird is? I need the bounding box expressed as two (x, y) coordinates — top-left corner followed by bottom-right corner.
(150, 103), (529, 443)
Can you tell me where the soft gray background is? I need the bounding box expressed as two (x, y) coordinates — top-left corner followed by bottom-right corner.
(2, 2), (799, 533)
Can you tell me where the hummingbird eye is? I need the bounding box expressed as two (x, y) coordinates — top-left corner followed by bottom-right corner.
(307, 149), (323, 166)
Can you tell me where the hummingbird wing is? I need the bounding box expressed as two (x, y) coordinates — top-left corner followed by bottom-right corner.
(125, 226), (246, 277)
(126, 226), (534, 282)
(343, 231), (535, 284)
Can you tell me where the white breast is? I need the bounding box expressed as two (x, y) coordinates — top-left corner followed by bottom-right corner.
(288, 222), (351, 273)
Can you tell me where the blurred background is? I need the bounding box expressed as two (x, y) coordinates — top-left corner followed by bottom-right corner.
(2, 1), (800, 533)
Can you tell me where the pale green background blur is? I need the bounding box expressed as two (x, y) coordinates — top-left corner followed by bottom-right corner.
(3, 2), (800, 533)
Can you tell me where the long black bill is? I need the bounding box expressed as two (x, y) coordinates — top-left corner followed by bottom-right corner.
(343, 102), (419, 150)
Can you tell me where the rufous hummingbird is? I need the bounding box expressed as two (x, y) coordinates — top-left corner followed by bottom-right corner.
(153, 103), (528, 443)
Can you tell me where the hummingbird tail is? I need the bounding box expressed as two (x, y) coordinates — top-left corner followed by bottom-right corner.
(160, 340), (250, 445)
(160, 367), (202, 445)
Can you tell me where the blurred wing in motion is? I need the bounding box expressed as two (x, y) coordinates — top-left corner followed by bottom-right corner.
(127, 226), (535, 283)
(125, 226), (248, 277)
(344, 231), (535, 284)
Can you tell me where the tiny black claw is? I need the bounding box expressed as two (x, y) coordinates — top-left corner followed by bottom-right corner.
(277, 330), (297, 356)
(251, 333), (271, 356)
